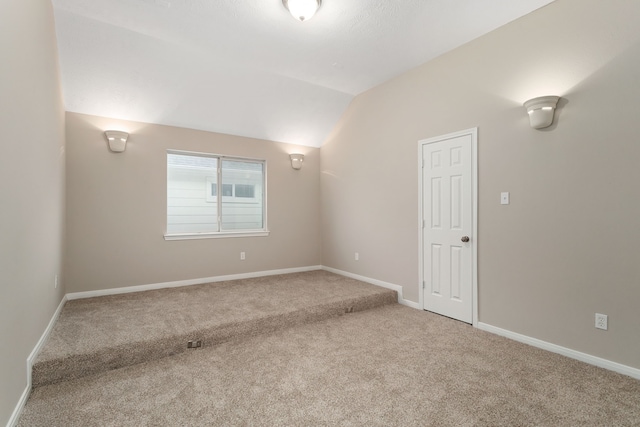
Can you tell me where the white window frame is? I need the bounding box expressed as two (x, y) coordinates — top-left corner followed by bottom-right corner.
(164, 149), (269, 240)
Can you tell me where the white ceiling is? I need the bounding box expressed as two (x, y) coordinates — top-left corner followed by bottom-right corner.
(52, 0), (555, 147)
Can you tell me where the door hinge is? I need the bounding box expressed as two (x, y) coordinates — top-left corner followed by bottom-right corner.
(422, 281), (426, 289)
(422, 220), (425, 229)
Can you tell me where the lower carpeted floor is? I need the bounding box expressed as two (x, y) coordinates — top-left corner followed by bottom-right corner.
(19, 304), (640, 426)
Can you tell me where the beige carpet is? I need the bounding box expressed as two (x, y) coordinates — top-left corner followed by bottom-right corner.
(32, 271), (397, 388)
(20, 303), (640, 426)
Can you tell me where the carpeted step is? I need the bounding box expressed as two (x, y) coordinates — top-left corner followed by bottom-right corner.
(32, 270), (397, 388)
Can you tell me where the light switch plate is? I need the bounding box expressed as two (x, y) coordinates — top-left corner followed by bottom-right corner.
(501, 192), (510, 205)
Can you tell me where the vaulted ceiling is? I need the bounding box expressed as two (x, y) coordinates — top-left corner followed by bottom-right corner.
(52, 0), (555, 147)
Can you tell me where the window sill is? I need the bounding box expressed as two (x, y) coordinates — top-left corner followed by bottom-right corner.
(164, 231), (270, 241)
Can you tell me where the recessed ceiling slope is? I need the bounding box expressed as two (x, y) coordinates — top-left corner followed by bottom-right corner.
(52, 0), (555, 147)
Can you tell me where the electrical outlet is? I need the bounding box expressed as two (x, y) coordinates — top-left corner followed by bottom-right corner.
(54, 275), (58, 289)
(354, 252), (359, 261)
(240, 252), (245, 260)
(187, 340), (202, 349)
(595, 313), (608, 330)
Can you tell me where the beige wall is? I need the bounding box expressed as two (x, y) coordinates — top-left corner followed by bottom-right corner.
(65, 113), (321, 293)
(3, 3), (639, 423)
(321, 0), (640, 369)
(0, 0), (66, 423)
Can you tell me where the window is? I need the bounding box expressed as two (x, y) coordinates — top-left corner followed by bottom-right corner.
(166, 151), (267, 239)
(235, 184), (255, 198)
(222, 184), (233, 197)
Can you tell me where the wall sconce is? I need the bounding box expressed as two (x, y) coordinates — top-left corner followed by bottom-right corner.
(524, 96), (560, 129)
(290, 153), (304, 170)
(104, 130), (129, 152)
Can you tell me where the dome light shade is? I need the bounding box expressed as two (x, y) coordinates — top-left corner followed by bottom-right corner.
(289, 153), (304, 170)
(524, 96), (560, 129)
(282, 0), (321, 22)
(104, 130), (129, 152)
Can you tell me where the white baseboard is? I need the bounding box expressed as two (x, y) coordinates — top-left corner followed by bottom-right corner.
(477, 322), (640, 380)
(320, 266), (420, 309)
(65, 265), (421, 309)
(26, 295), (68, 385)
(6, 385), (29, 427)
(66, 265), (323, 300)
(7, 295), (68, 427)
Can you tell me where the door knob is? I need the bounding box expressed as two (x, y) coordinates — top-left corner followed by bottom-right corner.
(461, 236), (470, 243)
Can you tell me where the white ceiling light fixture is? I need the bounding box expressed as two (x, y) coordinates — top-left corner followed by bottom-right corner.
(282, 0), (321, 22)
(524, 96), (560, 129)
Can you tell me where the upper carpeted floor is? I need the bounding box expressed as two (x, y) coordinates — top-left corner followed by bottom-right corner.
(32, 270), (397, 387)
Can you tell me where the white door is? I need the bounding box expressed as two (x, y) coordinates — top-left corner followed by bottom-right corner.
(419, 129), (476, 324)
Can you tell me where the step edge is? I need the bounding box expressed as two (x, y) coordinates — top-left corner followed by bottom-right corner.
(31, 291), (397, 388)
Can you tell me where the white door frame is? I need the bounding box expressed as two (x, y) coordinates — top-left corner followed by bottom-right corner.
(418, 128), (478, 326)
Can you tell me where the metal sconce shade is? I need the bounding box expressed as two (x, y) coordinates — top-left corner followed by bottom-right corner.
(524, 96), (560, 129)
(104, 130), (129, 152)
(282, 0), (321, 21)
(290, 153), (304, 170)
